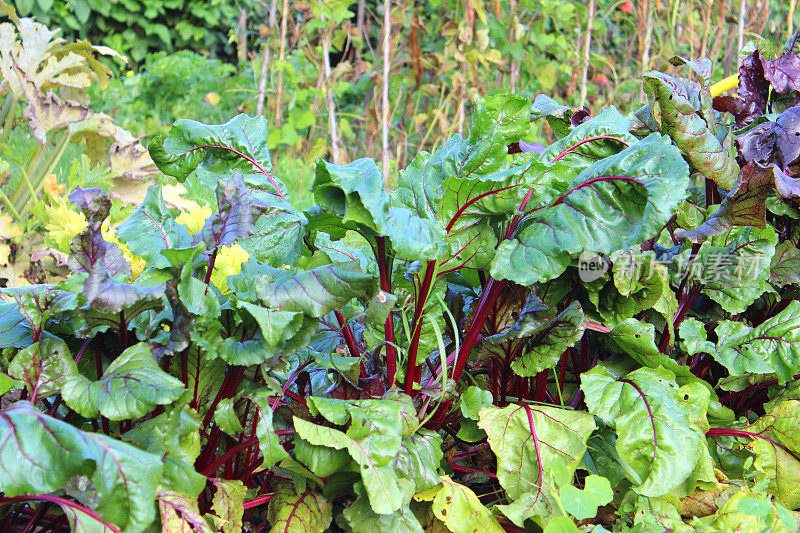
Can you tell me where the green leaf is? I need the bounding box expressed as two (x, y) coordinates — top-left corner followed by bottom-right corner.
(62, 342), (186, 421)
(213, 397), (244, 438)
(512, 301), (586, 377)
(246, 389), (291, 470)
(8, 336), (77, 400)
(491, 134), (690, 284)
(210, 478), (247, 533)
(157, 491), (214, 533)
(608, 318), (691, 377)
(581, 365), (705, 496)
(643, 71), (737, 188)
(149, 114), (274, 182)
(0, 301), (31, 348)
(559, 475), (613, 520)
(460, 385), (493, 420)
(415, 476), (504, 533)
(294, 415), (403, 515)
(393, 430), (443, 493)
(116, 184), (192, 266)
(237, 301), (304, 348)
(685, 301), (800, 381)
(0, 401), (163, 532)
(748, 400), (800, 508)
(542, 516), (581, 533)
(266, 484), (332, 532)
(121, 405), (205, 498)
(256, 261), (377, 317)
(770, 241), (800, 287)
(293, 437), (351, 478)
(342, 480), (422, 532)
(478, 403), (595, 526)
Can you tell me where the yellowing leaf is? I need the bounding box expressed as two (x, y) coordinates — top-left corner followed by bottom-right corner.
(211, 243), (250, 294)
(415, 476), (504, 533)
(176, 205), (213, 235)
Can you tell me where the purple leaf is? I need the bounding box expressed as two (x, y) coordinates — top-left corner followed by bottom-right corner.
(713, 50), (770, 127)
(737, 104), (800, 168)
(67, 188), (130, 279)
(200, 174), (271, 248)
(761, 52), (800, 94)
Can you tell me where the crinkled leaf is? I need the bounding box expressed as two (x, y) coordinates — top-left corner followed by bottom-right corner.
(68, 187), (129, 278)
(116, 184), (192, 265)
(157, 491), (214, 533)
(149, 114), (274, 182)
(200, 173), (274, 249)
(511, 301), (586, 377)
(644, 71), (737, 188)
(62, 342), (186, 421)
(266, 484), (332, 533)
(414, 476), (504, 533)
(392, 429), (443, 493)
(0, 401), (162, 532)
(762, 51), (800, 94)
(581, 365), (706, 496)
(209, 478), (246, 533)
(713, 50), (771, 127)
(237, 301), (304, 348)
(692, 301), (800, 381)
(121, 405), (205, 498)
(477, 403), (595, 526)
(492, 134), (689, 284)
(737, 105), (800, 168)
(608, 318), (691, 377)
(256, 261), (377, 317)
(8, 335), (77, 399)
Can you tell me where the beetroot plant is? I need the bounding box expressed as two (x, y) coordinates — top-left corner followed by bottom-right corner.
(2, 39), (800, 532)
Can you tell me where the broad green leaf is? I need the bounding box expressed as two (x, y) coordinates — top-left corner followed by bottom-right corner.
(213, 397), (244, 437)
(542, 516), (581, 533)
(237, 301), (304, 348)
(8, 336), (77, 399)
(492, 134), (690, 284)
(116, 184), (192, 266)
(0, 401), (163, 532)
(256, 261), (377, 317)
(266, 484), (332, 533)
(414, 476), (504, 533)
(643, 71), (737, 188)
(210, 478), (246, 533)
(478, 93), (536, 144)
(581, 365), (704, 496)
(684, 301), (800, 381)
(0, 301), (30, 348)
(121, 405), (205, 498)
(693, 487), (795, 532)
(478, 403), (595, 526)
(293, 437), (351, 478)
(392, 430), (443, 493)
(460, 385), (493, 420)
(294, 416), (403, 515)
(559, 474), (613, 520)
(62, 342), (186, 421)
(246, 389), (290, 470)
(342, 480), (421, 532)
(149, 114), (274, 182)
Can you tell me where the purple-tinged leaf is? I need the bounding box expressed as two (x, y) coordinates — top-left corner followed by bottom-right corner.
(713, 50), (770, 127)
(770, 241), (800, 287)
(200, 174), (271, 249)
(82, 271), (165, 315)
(761, 52), (800, 94)
(67, 187), (130, 278)
(736, 104), (800, 168)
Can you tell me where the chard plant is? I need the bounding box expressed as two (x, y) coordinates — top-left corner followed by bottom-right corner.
(3, 37), (800, 532)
